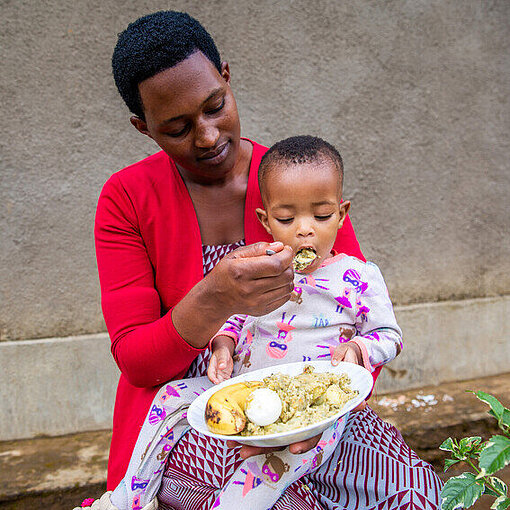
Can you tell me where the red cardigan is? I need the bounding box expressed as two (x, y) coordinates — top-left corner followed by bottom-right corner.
(95, 140), (365, 489)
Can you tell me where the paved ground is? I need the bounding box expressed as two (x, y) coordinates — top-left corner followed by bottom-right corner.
(0, 430), (110, 509)
(1, 372), (509, 509)
(370, 372), (510, 510)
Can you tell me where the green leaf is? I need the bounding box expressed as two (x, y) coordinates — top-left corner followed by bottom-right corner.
(490, 476), (508, 496)
(476, 391), (505, 420)
(458, 436), (483, 457)
(488, 408), (510, 432)
(460, 436), (482, 447)
(444, 458), (461, 472)
(440, 437), (457, 453)
(441, 473), (484, 510)
(491, 496), (510, 510)
(484, 478), (508, 503)
(486, 486), (502, 497)
(479, 436), (510, 476)
(500, 409), (510, 431)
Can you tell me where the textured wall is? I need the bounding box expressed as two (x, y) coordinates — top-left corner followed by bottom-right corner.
(1, 0), (509, 341)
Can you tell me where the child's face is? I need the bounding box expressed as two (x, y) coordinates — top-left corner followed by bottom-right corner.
(257, 160), (350, 274)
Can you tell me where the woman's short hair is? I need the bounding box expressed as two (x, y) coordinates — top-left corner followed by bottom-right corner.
(112, 10), (221, 118)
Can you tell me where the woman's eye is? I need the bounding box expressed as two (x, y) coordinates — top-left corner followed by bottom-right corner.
(315, 214), (333, 221)
(166, 125), (189, 138)
(206, 97), (225, 114)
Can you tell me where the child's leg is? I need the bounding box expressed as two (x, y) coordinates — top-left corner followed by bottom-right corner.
(110, 376), (213, 509)
(210, 417), (346, 510)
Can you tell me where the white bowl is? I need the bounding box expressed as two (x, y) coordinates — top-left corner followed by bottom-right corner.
(187, 361), (373, 447)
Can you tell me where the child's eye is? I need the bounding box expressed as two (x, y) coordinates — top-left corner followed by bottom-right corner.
(276, 218), (293, 224)
(315, 214), (333, 221)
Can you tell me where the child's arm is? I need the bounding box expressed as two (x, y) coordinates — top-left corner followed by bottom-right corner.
(334, 262), (402, 373)
(207, 315), (247, 384)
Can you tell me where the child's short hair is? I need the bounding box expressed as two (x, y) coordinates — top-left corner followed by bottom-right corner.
(258, 135), (344, 196)
(112, 11), (221, 119)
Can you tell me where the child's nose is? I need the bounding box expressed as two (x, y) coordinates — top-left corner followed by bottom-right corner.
(296, 220), (314, 237)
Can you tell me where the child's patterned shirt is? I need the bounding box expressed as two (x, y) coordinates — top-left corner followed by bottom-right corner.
(215, 253), (403, 375)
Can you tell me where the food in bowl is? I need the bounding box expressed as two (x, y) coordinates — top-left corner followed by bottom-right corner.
(204, 365), (357, 436)
(245, 388), (282, 426)
(205, 381), (263, 434)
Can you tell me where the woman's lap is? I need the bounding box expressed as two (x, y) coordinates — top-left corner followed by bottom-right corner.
(304, 407), (442, 509)
(158, 407), (442, 510)
(160, 434), (244, 508)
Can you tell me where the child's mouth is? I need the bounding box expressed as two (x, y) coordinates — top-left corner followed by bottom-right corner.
(293, 247), (318, 272)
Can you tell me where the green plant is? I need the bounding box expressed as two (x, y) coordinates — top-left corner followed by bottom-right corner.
(440, 391), (510, 510)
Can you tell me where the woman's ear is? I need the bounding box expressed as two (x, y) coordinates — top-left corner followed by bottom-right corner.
(256, 208), (272, 235)
(338, 200), (351, 229)
(221, 62), (231, 85)
(130, 116), (153, 139)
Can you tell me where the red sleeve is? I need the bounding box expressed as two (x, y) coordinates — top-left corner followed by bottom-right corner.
(332, 214), (384, 385)
(94, 175), (204, 388)
(333, 214), (365, 262)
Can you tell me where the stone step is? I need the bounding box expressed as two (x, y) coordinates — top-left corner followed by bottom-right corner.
(1, 372), (509, 509)
(371, 371), (509, 463)
(0, 430), (110, 508)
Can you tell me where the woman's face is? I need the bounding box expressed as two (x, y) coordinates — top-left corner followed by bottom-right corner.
(132, 51), (241, 183)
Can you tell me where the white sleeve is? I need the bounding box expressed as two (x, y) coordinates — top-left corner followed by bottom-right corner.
(353, 262), (403, 371)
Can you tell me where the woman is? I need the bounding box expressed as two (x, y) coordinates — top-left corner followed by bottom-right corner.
(96, 10), (442, 509)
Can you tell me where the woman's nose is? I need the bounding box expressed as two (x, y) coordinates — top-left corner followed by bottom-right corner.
(195, 119), (220, 149)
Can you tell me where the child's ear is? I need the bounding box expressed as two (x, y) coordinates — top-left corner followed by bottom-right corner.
(338, 200), (351, 229)
(256, 208), (272, 235)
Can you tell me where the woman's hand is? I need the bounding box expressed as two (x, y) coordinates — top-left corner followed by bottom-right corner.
(172, 241), (294, 349)
(208, 241), (294, 318)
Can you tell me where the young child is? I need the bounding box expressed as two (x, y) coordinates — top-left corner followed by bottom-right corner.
(208, 135), (402, 385)
(99, 136), (404, 510)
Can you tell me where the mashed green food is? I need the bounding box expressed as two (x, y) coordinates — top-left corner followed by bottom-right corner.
(293, 248), (317, 272)
(240, 365), (357, 436)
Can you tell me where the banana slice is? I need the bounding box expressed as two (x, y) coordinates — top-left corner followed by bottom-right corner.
(205, 381), (262, 435)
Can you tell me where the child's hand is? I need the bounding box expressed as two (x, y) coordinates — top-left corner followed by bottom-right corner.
(331, 340), (363, 366)
(331, 340), (367, 413)
(207, 335), (235, 384)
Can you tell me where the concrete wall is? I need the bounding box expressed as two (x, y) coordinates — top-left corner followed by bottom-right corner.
(2, 0), (509, 342)
(1, 1), (509, 438)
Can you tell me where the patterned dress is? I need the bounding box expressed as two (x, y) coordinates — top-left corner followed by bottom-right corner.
(158, 242), (442, 510)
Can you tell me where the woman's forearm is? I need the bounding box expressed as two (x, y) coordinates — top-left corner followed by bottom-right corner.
(110, 307), (205, 387)
(173, 242), (294, 348)
(171, 276), (233, 349)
